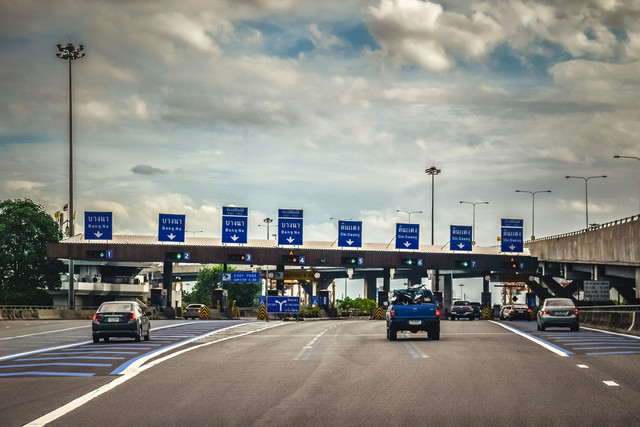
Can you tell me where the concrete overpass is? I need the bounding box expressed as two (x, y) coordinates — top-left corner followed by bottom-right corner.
(525, 214), (640, 304)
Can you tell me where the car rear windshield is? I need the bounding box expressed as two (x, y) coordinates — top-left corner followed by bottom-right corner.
(99, 303), (134, 312)
(453, 301), (469, 306)
(546, 299), (574, 307)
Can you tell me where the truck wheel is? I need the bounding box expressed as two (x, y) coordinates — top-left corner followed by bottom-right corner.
(428, 327), (440, 341)
(389, 328), (397, 341)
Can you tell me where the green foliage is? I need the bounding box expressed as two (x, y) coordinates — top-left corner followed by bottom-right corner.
(336, 297), (377, 315)
(0, 199), (64, 305)
(183, 265), (261, 307)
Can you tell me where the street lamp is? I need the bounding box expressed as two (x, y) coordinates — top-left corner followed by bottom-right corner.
(425, 166), (441, 245)
(57, 42), (85, 310)
(515, 190), (551, 240)
(396, 209), (422, 224)
(459, 283), (464, 300)
(565, 175), (607, 229)
(258, 217), (274, 239)
(459, 201), (489, 245)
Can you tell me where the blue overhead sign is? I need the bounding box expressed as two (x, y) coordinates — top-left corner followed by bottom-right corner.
(84, 211), (112, 240)
(267, 296), (300, 313)
(221, 272), (261, 283)
(450, 225), (472, 251)
(395, 223), (420, 250)
(501, 218), (524, 253)
(158, 213), (185, 242)
(338, 220), (362, 248)
(222, 206), (248, 244)
(278, 209), (303, 246)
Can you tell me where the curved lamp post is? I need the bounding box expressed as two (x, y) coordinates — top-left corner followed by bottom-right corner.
(565, 175), (607, 229)
(396, 209), (422, 224)
(459, 201), (489, 245)
(515, 190), (551, 240)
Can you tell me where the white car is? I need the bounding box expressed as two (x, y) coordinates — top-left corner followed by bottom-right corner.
(183, 303), (206, 320)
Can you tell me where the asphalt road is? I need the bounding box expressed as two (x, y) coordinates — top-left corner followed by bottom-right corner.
(1, 318), (639, 426)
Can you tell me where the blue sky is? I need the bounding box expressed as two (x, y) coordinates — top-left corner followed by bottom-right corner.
(1, 0), (639, 246)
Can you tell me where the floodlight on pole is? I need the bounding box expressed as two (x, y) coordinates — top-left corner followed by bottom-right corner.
(425, 166), (441, 245)
(56, 42), (85, 310)
(515, 190), (551, 240)
(565, 175), (607, 229)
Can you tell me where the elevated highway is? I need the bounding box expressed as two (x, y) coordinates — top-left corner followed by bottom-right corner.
(525, 214), (640, 303)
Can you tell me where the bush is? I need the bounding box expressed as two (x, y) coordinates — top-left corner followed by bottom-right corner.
(336, 297), (377, 316)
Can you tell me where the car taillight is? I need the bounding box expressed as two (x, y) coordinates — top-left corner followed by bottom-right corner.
(527, 309), (531, 313)
(197, 308), (201, 313)
(510, 309), (515, 313)
(389, 307), (395, 318)
(541, 309), (549, 315)
(126, 313), (136, 322)
(573, 309), (579, 315)
(436, 310), (440, 318)
(92, 314), (101, 322)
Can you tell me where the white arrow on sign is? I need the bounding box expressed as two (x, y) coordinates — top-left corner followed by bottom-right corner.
(458, 243), (465, 249)
(94, 231), (103, 238)
(509, 244), (516, 251)
(404, 241), (412, 248)
(287, 237), (295, 243)
(230, 235), (239, 241)
(167, 233), (176, 240)
(346, 239), (354, 246)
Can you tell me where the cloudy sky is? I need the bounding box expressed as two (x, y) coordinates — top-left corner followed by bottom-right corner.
(1, 0), (639, 247)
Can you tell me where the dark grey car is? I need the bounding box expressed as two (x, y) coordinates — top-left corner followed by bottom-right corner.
(537, 298), (579, 331)
(92, 301), (151, 343)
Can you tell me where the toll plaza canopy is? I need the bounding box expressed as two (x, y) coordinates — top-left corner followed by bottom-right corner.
(48, 234), (537, 274)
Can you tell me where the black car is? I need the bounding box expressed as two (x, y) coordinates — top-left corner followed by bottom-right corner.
(508, 304), (532, 320)
(450, 301), (475, 320)
(92, 301), (151, 343)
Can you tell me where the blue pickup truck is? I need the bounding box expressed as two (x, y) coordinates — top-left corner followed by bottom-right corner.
(385, 287), (440, 341)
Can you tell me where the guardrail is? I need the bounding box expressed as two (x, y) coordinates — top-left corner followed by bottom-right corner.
(577, 305), (640, 336)
(524, 214), (640, 243)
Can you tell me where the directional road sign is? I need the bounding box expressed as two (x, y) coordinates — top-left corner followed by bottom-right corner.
(222, 206), (248, 244)
(501, 218), (523, 252)
(158, 213), (185, 242)
(338, 220), (362, 248)
(450, 225), (472, 251)
(84, 211), (112, 240)
(221, 272), (261, 283)
(278, 209), (303, 246)
(395, 223), (420, 250)
(267, 296), (300, 313)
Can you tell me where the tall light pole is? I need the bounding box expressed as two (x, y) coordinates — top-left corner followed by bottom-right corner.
(57, 42), (85, 310)
(459, 283), (464, 300)
(259, 217), (273, 239)
(614, 155), (640, 212)
(565, 175), (607, 229)
(396, 209), (422, 224)
(459, 201), (489, 245)
(515, 190), (551, 240)
(425, 166), (441, 244)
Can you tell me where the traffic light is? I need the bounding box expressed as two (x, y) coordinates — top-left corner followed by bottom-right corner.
(283, 251), (300, 264)
(401, 258), (416, 266)
(228, 253), (251, 262)
(455, 260), (476, 269)
(505, 257), (523, 270)
(87, 250), (112, 260)
(341, 256), (358, 265)
(165, 252), (190, 262)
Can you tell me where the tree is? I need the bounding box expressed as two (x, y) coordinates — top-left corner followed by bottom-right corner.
(183, 265), (261, 307)
(0, 199), (65, 305)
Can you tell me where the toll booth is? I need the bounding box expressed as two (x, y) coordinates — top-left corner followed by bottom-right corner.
(318, 290), (330, 308)
(212, 289), (228, 313)
(377, 290), (389, 307)
(150, 288), (167, 309)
